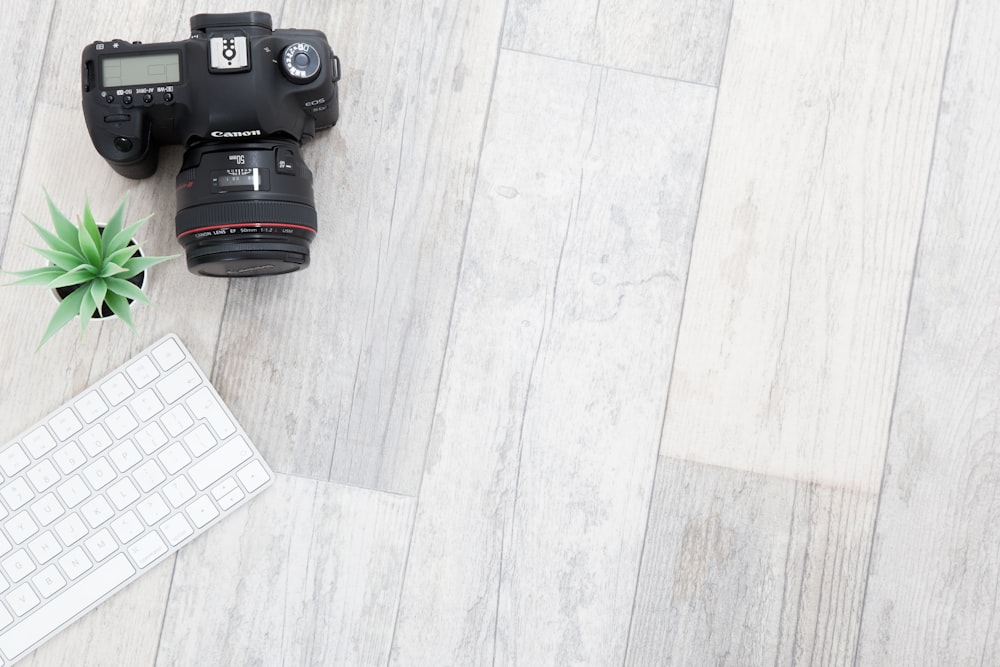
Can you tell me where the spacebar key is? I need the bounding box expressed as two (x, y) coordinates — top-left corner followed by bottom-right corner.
(0, 554), (135, 660)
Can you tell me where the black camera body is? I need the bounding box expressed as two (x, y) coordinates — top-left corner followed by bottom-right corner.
(81, 12), (340, 276)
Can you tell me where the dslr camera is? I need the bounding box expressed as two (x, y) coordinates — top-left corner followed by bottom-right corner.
(81, 11), (340, 276)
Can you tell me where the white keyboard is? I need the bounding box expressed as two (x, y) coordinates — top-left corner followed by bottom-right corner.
(0, 334), (273, 665)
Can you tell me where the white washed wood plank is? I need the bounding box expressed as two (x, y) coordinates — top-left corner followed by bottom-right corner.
(659, 0), (956, 493)
(390, 50), (714, 665)
(857, 1), (1000, 662)
(211, 0), (507, 495)
(0, 0), (55, 255)
(156, 474), (414, 666)
(626, 457), (875, 665)
(503, 0), (732, 85)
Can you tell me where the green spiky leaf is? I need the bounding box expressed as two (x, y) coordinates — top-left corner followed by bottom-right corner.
(101, 197), (128, 254)
(105, 276), (151, 304)
(44, 190), (80, 247)
(47, 266), (99, 289)
(107, 215), (152, 254)
(118, 254), (176, 280)
(104, 291), (136, 332)
(37, 285), (87, 349)
(5, 266), (67, 286)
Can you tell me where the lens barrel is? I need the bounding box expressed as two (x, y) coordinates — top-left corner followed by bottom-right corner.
(175, 140), (316, 277)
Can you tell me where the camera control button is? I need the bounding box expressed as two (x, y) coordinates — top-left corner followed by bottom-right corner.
(275, 148), (296, 174)
(104, 114), (130, 123)
(123, 94), (133, 105)
(143, 93), (153, 104)
(280, 43), (321, 84)
(163, 92), (174, 103)
(113, 137), (133, 152)
(105, 94), (115, 104)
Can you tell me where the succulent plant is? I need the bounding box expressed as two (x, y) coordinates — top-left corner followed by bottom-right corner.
(6, 192), (176, 347)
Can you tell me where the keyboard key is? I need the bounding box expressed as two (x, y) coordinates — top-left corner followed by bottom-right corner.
(158, 443), (191, 475)
(135, 423), (168, 454)
(110, 511), (143, 544)
(183, 424), (217, 457)
(58, 547), (92, 580)
(28, 531), (61, 564)
(1, 478), (34, 511)
(0, 444), (30, 476)
(185, 496), (219, 529)
(133, 460), (166, 493)
(53, 443), (87, 474)
(32, 564), (67, 598)
(84, 529), (117, 562)
(54, 514), (88, 547)
(217, 486), (246, 511)
(132, 390), (164, 421)
(189, 437), (252, 491)
(107, 478), (140, 511)
(6, 512), (39, 544)
(163, 477), (195, 508)
(211, 477), (239, 500)
(106, 406), (139, 439)
(79, 424), (113, 456)
(100, 373), (134, 406)
(128, 532), (167, 568)
(185, 387), (236, 439)
(0, 605), (11, 630)
(49, 408), (82, 441)
(0, 534), (11, 557)
(160, 514), (193, 546)
(80, 496), (114, 529)
(1, 549), (35, 582)
(56, 476), (91, 509)
(7, 582), (40, 616)
(83, 458), (116, 491)
(26, 460), (60, 493)
(126, 356), (159, 388)
(136, 493), (169, 525)
(152, 338), (185, 370)
(161, 405), (194, 437)
(156, 363), (201, 403)
(237, 461), (271, 493)
(22, 427), (56, 459)
(108, 440), (142, 473)
(74, 391), (108, 423)
(0, 554), (134, 659)
(29, 493), (64, 527)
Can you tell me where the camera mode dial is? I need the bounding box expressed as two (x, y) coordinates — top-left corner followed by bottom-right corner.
(281, 42), (321, 84)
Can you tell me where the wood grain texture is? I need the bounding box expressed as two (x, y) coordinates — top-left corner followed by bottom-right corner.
(503, 0), (732, 85)
(659, 0), (957, 493)
(390, 50), (715, 665)
(626, 457), (875, 665)
(156, 474), (414, 666)
(211, 0), (507, 495)
(857, 0), (1000, 662)
(0, 0), (55, 256)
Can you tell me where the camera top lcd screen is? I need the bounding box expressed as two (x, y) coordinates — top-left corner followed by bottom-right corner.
(102, 53), (180, 88)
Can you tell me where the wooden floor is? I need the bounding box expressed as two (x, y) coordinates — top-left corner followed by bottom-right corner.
(1, 0), (997, 664)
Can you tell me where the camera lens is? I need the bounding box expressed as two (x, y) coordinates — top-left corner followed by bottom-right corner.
(175, 139), (316, 277)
